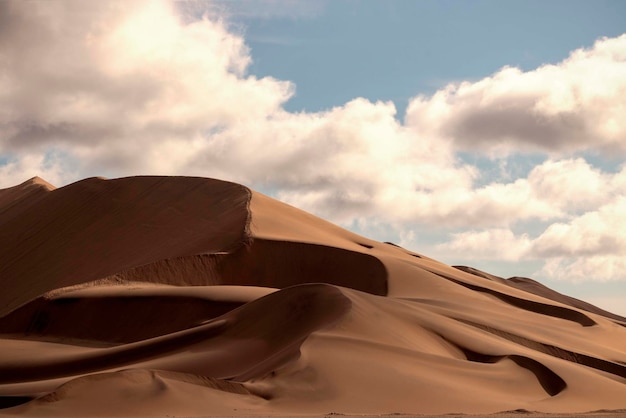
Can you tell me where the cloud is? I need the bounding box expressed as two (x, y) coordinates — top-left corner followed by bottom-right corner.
(531, 197), (626, 258)
(437, 228), (531, 262)
(0, 0), (292, 179)
(0, 0), (479, 226)
(527, 158), (611, 212)
(436, 192), (626, 281)
(539, 256), (626, 282)
(405, 35), (626, 156)
(1, 0), (626, 284)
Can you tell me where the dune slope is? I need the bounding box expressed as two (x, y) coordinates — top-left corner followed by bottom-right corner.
(0, 176), (625, 417)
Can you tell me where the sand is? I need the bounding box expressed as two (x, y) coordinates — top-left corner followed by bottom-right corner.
(0, 176), (625, 417)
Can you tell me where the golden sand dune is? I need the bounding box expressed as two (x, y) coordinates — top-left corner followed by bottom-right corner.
(0, 176), (625, 417)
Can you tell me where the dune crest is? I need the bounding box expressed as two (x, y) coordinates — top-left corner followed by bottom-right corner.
(0, 176), (625, 416)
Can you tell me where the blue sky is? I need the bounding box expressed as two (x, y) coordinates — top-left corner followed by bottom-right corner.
(1, 0), (625, 315)
(234, 0), (626, 114)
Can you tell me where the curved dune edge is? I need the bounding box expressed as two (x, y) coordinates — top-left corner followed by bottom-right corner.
(0, 283), (351, 385)
(0, 285), (276, 345)
(455, 266), (626, 324)
(1, 176), (626, 416)
(101, 239), (388, 295)
(432, 271), (597, 327)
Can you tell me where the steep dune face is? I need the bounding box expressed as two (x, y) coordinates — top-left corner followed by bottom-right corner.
(0, 176), (250, 316)
(0, 176), (625, 416)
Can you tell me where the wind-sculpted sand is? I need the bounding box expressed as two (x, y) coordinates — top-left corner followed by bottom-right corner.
(0, 176), (625, 417)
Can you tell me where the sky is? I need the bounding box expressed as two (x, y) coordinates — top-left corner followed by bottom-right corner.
(1, 0), (626, 315)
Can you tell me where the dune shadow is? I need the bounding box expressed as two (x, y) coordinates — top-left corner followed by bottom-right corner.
(0, 295), (244, 344)
(0, 283), (351, 385)
(457, 318), (626, 380)
(114, 239), (388, 295)
(433, 272), (596, 327)
(440, 336), (566, 397)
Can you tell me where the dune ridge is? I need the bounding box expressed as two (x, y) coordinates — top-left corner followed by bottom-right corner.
(432, 271), (597, 327)
(98, 239), (388, 294)
(0, 176), (625, 417)
(455, 266), (626, 324)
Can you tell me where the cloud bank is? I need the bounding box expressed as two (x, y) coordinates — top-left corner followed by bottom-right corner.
(1, 0), (626, 282)
(406, 35), (626, 156)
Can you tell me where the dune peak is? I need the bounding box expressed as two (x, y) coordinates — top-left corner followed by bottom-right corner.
(24, 176), (56, 191)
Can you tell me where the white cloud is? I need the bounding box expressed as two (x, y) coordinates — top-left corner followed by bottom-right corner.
(539, 256), (626, 282)
(0, 0), (293, 183)
(437, 228), (531, 262)
(0, 0), (470, 228)
(531, 197), (626, 258)
(405, 35), (626, 156)
(2, 1), (626, 284)
(436, 194), (626, 281)
(527, 158), (611, 212)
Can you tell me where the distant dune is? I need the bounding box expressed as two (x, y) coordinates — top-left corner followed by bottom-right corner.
(0, 176), (625, 417)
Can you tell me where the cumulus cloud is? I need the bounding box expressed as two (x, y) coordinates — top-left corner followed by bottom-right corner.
(531, 197), (626, 258)
(0, 0), (479, 226)
(1, 0), (626, 283)
(406, 35), (626, 156)
(0, 0), (292, 179)
(437, 228), (531, 262)
(526, 158), (611, 212)
(437, 191), (626, 281)
(539, 256), (626, 282)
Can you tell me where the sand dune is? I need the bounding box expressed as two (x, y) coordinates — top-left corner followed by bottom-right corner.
(1, 176), (625, 417)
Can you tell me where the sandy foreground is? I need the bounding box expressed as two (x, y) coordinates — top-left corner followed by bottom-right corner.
(230, 413), (626, 418)
(0, 176), (625, 417)
(156, 413), (626, 418)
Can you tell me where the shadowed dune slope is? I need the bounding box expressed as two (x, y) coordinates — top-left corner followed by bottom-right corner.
(506, 276), (626, 324)
(108, 239), (387, 295)
(0, 177), (55, 221)
(0, 176), (625, 417)
(0, 287), (255, 345)
(0, 177), (250, 316)
(455, 266), (626, 324)
(0, 283), (350, 385)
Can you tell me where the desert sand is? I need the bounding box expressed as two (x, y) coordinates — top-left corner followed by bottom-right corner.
(0, 176), (625, 417)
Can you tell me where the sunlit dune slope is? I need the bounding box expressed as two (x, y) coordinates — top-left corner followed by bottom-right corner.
(0, 176), (625, 417)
